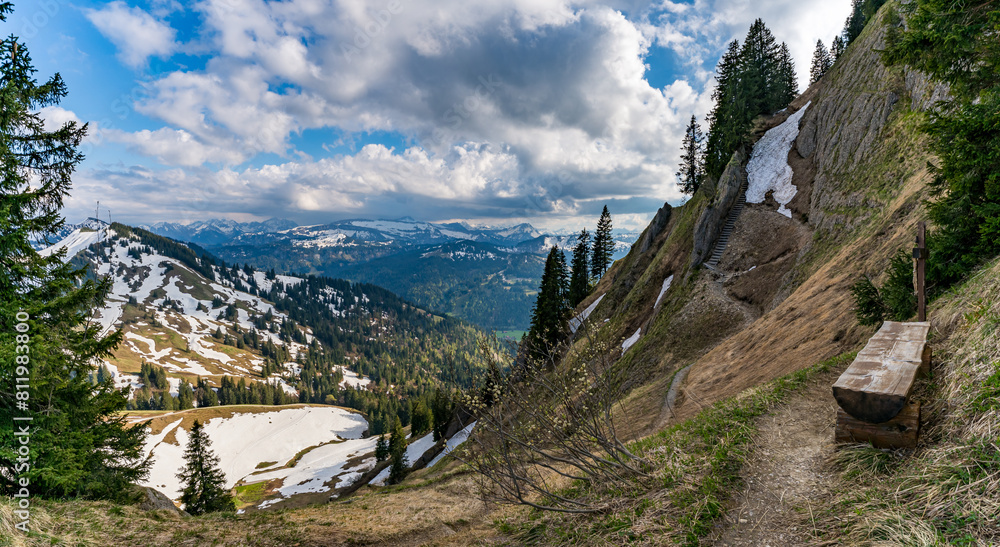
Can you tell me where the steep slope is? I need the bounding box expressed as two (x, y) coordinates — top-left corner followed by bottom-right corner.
(560, 4), (946, 438)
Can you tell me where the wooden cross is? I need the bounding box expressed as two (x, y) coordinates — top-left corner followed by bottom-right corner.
(913, 222), (927, 322)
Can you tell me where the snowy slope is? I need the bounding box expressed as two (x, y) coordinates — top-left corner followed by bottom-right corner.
(141, 406), (367, 501)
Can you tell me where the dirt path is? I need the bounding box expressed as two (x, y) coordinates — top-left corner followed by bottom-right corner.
(709, 375), (840, 546)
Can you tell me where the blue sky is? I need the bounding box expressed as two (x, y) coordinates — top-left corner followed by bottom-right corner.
(11, 0), (851, 231)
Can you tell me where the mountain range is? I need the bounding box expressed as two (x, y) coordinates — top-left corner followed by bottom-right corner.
(138, 216), (639, 331)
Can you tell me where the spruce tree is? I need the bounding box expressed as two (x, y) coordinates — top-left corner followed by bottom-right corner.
(375, 434), (389, 462)
(705, 39), (744, 177)
(676, 115), (705, 196)
(528, 246), (571, 358)
(176, 420), (235, 515)
(591, 206), (614, 278)
(810, 40), (832, 84)
(387, 417), (409, 484)
(831, 35), (846, 61)
(740, 19), (782, 114)
(0, 2), (149, 501)
(776, 43), (799, 106)
(568, 229), (591, 307)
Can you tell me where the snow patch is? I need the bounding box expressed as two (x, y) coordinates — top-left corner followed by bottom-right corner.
(746, 102), (810, 218)
(569, 294), (605, 333)
(426, 421), (476, 468)
(369, 432), (437, 486)
(654, 275), (674, 308)
(141, 406), (368, 501)
(622, 328), (641, 352)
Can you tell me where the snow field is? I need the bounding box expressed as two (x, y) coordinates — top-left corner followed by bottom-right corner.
(140, 406), (368, 500)
(746, 103), (811, 218)
(426, 421), (476, 468)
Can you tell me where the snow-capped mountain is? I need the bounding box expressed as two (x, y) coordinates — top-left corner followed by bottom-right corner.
(29, 217), (108, 250)
(140, 218), (298, 246)
(38, 223), (481, 510)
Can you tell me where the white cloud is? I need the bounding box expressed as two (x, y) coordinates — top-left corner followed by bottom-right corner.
(103, 127), (248, 166)
(77, 0), (850, 228)
(85, 1), (177, 68)
(38, 106), (81, 132)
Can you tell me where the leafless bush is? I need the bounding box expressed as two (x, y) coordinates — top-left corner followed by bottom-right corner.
(454, 331), (650, 513)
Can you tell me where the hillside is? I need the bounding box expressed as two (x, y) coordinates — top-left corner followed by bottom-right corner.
(32, 222), (482, 508)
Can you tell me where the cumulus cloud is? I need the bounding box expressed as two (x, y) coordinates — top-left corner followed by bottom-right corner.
(85, 1), (177, 68)
(75, 0), (850, 230)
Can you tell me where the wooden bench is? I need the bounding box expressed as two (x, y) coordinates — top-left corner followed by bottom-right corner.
(832, 321), (931, 448)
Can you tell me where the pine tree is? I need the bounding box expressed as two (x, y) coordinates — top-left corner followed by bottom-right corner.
(776, 42), (799, 106)
(0, 2), (149, 501)
(810, 40), (832, 84)
(430, 389), (453, 442)
(831, 35), (846, 61)
(676, 115), (705, 196)
(591, 206), (614, 278)
(527, 246), (571, 358)
(177, 420), (235, 515)
(568, 229), (591, 307)
(705, 39), (744, 178)
(375, 434), (389, 462)
(388, 418), (409, 484)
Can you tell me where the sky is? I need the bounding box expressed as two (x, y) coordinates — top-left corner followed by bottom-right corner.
(11, 0), (851, 232)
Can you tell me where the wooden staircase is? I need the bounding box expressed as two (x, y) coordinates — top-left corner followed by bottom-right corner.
(705, 172), (748, 270)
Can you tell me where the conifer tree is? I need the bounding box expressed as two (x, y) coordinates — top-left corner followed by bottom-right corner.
(776, 43), (799, 106)
(528, 246), (571, 358)
(591, 206), (614, 278)
(431, 389), (453, 442)
(568, 229), (591, 307)
(676, 115), (705, 196)
(705, 39), (744, 177)
(388, 417), (409, 484)
(410, 400), (432, 437)
(375, 434), (389, 462)
(0, 2), (148, 501)
(740, 19), (782, 113)
(176, 420), (235, 515)
(705, 20), (796, 179)
(831, 35), (846, 61)
(810, 40), (833, 83)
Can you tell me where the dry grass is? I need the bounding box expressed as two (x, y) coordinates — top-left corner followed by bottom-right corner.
(0, 465), (501, 547)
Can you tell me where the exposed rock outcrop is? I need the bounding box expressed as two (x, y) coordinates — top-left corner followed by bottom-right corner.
(636, 202), (672, 254)
(135, 486), (189, 517)
(692, 150), (745, 266)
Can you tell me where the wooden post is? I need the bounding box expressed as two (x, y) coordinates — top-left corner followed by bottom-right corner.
(913, 222), (927, 322)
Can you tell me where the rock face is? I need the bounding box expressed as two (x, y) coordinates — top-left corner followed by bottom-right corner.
(135, 486), (189, 517)
(637, 202), (672, 254)
(692, 150), (745, 266)
(795, 7), (950, 237)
